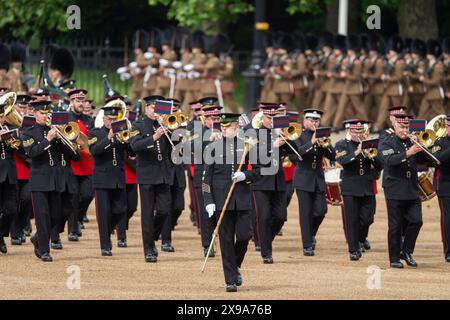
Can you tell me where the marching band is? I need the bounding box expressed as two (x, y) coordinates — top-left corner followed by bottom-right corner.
(0, 30), (450, 293)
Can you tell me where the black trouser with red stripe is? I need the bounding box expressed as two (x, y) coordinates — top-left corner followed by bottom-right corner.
(161, 180), (185, 244)
(342, 195), (374, 253)
(50, 191), (76, 242)
(439, 197), (450, 257)
(218, 210), (252, 285)
(385, 197), (423, 263)
(94, 188), (126, 251)
(359, 195), (376, 243)
(116, 184), (138, 241)
(30, 191), (61, 254)
(251, 192), (260, 248)
(139, 184), (171, 256)
(68, 175), (94, 234)
(0, 181), (18, 239)
(10, 180), (32, 239)
(195, 187), (216, 249)
(296, 189), (327, 249)
(254, 190), (287, 258)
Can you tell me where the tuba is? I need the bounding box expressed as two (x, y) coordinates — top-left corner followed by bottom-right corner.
(426, 114), (447, 139)
(0, 92), (23, 128)
(251, 111), (264, 129)
(0, 92), (22, 148)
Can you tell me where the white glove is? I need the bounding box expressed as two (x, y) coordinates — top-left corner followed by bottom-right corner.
(206, 204), (216, 218)
(183, 63), (194, 71)
(159, 58), (169, 67)
(150, 67), (158, 75)
(188, 71), (200, 79)
(172, 61), (182, 69)
(231, 171), (246, 182)
(129, 61), (138, 69)
(116, 66), (128, 74)
(130, 67), (142, 76)
(120, 72), (131, 81)
(144, 52), (154, 59)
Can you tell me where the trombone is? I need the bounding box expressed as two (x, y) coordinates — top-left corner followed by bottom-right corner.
(407, 132), (440, 165)
(47, 114), (80, 155)
(278, 123), (303, 160)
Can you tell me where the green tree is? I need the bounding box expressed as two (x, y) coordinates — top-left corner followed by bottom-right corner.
(148, 0), (254, 33)
(0, 0), (68, 40)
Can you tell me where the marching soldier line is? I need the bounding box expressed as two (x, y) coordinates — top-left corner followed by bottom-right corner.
(0, 31), (450, 293)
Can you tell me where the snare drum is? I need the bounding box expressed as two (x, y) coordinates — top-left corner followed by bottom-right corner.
(325, 168), (343, 206)
(418, 171), (436, 202)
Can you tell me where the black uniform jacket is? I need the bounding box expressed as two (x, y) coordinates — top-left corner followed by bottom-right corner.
(130, 116), (175, 186)
(89, 126), (133, 189)
(202, 136), (261, 211)
(379, 134), (433, 200)
(335, 138), (383, 197)
(22, 124), (80, 192)
(292, 129), (336, 192)
(433, 136), (450, 198)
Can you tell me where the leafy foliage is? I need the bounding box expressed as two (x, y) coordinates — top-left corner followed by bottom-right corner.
(0, 0), (68, 39)
(148, 0), (254, 31)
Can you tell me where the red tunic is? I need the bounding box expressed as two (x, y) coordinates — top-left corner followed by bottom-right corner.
(125, 161), (136, 185)
(14, 152), (29, 180)
(71, 119), (93, 176)
(283, 163), (295, 182)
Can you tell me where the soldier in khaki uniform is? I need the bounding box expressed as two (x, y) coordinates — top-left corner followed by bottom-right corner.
(363, 34), (386, 123)
(374, 35), (405, 131)
(128, 30), (150, 100)
(403, 39), (426, 117)
(291, 34), (309, 112)
(304, 35), (319, 107)
(417, 40), (446, 119)
(311, 33), (335, 111)
(217, 34), (238, 113)
(155, 28), (178, 98)
(271, 34), (294, 110)
(443, 39), (450, 104)
(333, 35), (368, 129)
(141, 29), (161, 99)
(199, 35), (221, 97)
(321, 35), (346, 127)
(182, 31), (206, 111)
(260, 33), (276, 102)
(174, 31), (192, 106)
(8, 42), (26, 93)
(0, 43), (11, 89)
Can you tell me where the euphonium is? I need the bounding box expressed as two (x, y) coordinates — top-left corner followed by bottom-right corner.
(175, 111), (189, 127)
(0, 92), (23, 128)
(426, 114), (447, 139)
(116, 129), (140, 143)
(0, 124), (21, 149)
